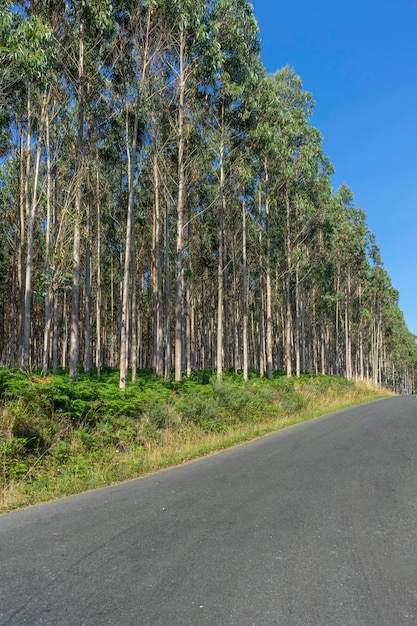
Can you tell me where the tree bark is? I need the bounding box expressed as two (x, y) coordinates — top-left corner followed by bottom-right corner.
(23, 93), (46, 369)
(285, 188), (292, 377)
(120, 3), (152, 388)
(174, 23), (186, 382)
(216, 104), (226, 382)
(42, 105), (53, 375)
(265, 162), (273, 380)
(69, 3), (85, 378)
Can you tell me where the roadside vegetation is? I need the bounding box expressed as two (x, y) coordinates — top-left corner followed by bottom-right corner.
(0, 368), (393, 513)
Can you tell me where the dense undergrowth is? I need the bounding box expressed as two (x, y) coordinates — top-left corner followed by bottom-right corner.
(0, 367), (393, 513)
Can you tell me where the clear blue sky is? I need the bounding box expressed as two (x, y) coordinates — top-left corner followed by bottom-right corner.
(251, 0), (417, 335)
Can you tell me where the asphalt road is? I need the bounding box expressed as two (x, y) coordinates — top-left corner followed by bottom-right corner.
(1, 395), (417, 625)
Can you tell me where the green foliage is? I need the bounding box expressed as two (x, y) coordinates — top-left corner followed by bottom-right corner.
(1, 437), (29, 480)
(0, 369), (350, 440)
(0, 367), (391, 511)
(0, 8), (54, 82)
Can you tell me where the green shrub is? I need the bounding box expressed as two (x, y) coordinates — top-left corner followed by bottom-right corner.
(0, 367), (390, 511)
(1, 437), (29, 481)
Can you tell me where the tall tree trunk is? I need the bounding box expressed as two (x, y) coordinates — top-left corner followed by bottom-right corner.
(295, 265), (301, 377)
(345, 269), (352, 379)
(258, 185), (265, 378)
(174, 23), (186, 382)
(201, 267), (208, 371)
(152, 152), (163, 377)
(119, 108), (137, 388)
(62, 291), (68, 369)
(242, 199), (248, 381)
(95, 162), (102, 377)
(185, 202), (192, 378)
(23, 93), (46, 369)
(358, 279), (364, 380)
(120, 4), (152, 388)
(265, 162), (273, 380)
(300, 277), (306, 373)
(275, 268), (282, 372)
(69, 4), (85, 378)
(216, 103), (226, 382)
(223, 245), (229, 370)
(42, 106), (52, 375)
(52, 292), (58, 373)
(17, 123), (26, 367)
(232, 237), (240, 374)
(131, 240), (138, 382)
(285, 188), (292, 377)
(164, 196), (171, 379)
(321, 322), (326, 375)
(84, 215), (92, 375)
(335, 267), (341, 376)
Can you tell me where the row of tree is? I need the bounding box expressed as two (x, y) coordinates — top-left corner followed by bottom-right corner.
(0, 0), (416, 391)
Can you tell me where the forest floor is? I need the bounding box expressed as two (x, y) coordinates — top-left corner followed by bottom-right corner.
(0, 368), (394, 514)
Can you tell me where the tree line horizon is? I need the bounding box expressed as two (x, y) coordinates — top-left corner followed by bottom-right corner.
(0, 0), (416, 391)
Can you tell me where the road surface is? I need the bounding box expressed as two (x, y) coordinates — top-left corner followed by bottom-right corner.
(1, 395), (417, 625)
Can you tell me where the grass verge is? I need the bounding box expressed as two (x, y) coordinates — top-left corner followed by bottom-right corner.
(0, 368), (394, 514)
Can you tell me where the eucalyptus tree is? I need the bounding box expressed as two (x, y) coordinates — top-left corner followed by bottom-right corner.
(105, 0), (207, 386)
(276, 73), (328, 378)
(165, 0), (214, 381)
(0, 1), (56, 368)
(247, 68), (326, 377)
(0, 158), (17, 363)
(131, 0), (219, 381)
(363, 265), (394, 385)
(383, 300), (417, 392)
(59, 0), (114, 378)
(325, 184), (374, 379)
(206, 0), (260, 380)
(299, 171), (338, 374)
(110, 0), (162, 388)
(246, 73), (291, 378)
(289, 134), (333, 376)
